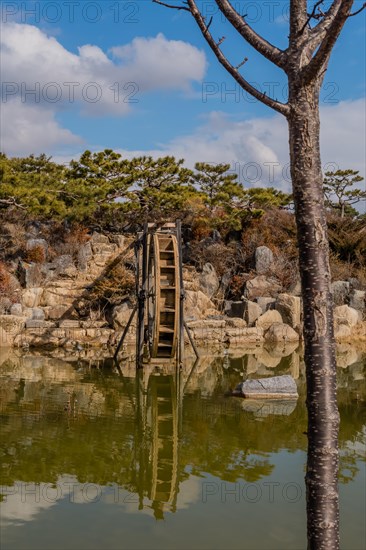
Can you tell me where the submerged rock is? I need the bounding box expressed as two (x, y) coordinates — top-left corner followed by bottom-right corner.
(233, 374), (298, 399)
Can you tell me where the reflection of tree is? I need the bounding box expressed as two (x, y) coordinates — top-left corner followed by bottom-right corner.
(0, 353), (365, 506)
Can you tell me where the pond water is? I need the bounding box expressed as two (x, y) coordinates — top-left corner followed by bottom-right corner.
(0, 346), (365, 550)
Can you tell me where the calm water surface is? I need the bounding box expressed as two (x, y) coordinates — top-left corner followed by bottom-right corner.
(0, 346), (365, 550)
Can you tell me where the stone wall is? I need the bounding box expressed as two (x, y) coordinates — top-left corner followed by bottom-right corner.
(1, 240), (365, 350)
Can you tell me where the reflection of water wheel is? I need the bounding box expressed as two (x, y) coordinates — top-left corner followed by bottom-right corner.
(147, 233), (180, 359)
(148, 374), (178, 514)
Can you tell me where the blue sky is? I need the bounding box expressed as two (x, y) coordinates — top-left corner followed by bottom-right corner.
(1, 1), (365, 190)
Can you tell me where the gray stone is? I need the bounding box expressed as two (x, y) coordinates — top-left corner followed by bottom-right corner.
(220, 272), (232, 293)
(77, 242), (93, 271)
(199, 263), (220, 299)
(331, 281), (350, 306)
(256, 297), (276, 314)
(244, 300), (263, 326)
(25, 320), (54, 329)
(276, 293), (302, 329)
(10, 303), (23, 316)
(349, 290), (365, 314)
(234, 375), (298, 399)
(31, 308), (45, 321)
(58, 320), (81, 328)
(255, 246), (274, 274)
(224, 301), (246, 319)
(19, 262), (44, 288)
(245, 275), (282, 300)
(53, 255), (76, 277)
(256, 309), (283, 331)
(46, 305), (71, 320)
(91, 232), (109, 244)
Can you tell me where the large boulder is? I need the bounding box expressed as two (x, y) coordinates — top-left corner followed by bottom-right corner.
(275, 293), (302, 330)
(331, 281), (350, 306)
(256, 309), (283, 331)
(233, 374), (298, 399)
(184, 290), (219, 321)
(255, 246), (274, 274)
(264, 323), (299, 343)
(199, 263), (220, 298)
(245, 275), (282, 300)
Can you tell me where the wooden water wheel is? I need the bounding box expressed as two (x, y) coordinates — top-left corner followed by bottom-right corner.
(147, 231), (181, 359)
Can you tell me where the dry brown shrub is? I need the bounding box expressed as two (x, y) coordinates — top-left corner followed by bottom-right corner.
(25, 245), (46, 263)
(0, 261), (11, 294)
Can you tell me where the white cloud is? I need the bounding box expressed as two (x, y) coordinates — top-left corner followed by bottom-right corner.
(0, 23), (207, 155)
(0, 101), (83, 156)
(115, 98), (366, 192)
(111, 33), (207, 92)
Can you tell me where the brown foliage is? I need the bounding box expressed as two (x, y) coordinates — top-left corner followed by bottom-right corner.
(0, 261), (11, 294)
(25, 245), (46, 264)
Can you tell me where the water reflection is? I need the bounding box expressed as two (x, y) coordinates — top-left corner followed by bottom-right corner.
(0, 345), (365, 549)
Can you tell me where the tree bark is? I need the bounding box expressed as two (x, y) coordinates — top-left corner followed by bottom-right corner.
(288, 82), (340, 550)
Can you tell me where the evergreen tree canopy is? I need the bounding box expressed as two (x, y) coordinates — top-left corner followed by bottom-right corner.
(323, 169), (365, 218)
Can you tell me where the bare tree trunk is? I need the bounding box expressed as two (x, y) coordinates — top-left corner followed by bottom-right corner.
(288, 83), (340, 550)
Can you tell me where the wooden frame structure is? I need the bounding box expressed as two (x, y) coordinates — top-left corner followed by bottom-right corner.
(114, 221), (199, 367)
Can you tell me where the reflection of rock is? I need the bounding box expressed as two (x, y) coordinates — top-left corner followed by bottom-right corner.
(0, 315), (28, 346)
(334, 305), (361, 328)
(264, 323), (299, 343)
(336, 345), (363, 369)
(254, 349), (281, 369)
(234, 375), (298, 399)
(240, 399), (298, 417)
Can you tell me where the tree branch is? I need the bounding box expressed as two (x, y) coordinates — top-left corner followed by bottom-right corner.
(299, 0), (325, 34)
(187, 0), (289, 116)
(0, 197), (26, 209)
(214, 0), (287, 68)
(152, 0), (190, 11)
(303, 0), (354, 81)
(349, 2), (366, 16)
